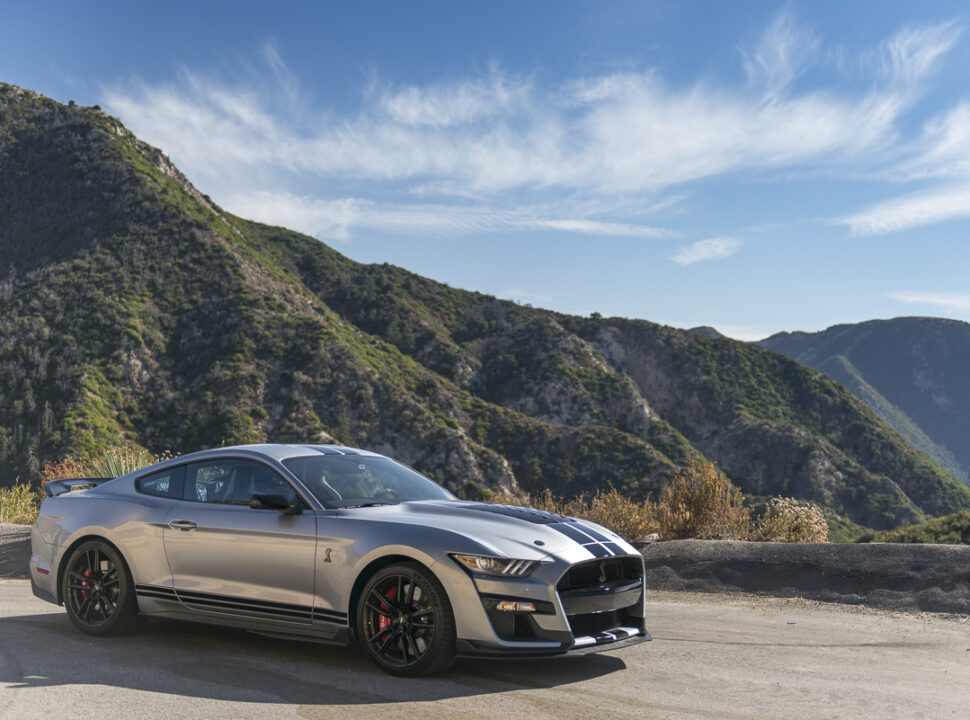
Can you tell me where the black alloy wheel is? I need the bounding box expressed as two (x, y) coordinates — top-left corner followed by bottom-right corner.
(357, 562), (456, 676)
(62, 540), (141, 636)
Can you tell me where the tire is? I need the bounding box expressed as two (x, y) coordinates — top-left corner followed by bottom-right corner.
(61, 540), (142, 637)
(356, 562), (457, 676)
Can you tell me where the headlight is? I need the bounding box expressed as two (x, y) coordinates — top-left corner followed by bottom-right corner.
(450, 554), (540, 577)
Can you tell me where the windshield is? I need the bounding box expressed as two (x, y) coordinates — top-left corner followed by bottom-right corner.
(282, 455), (456, 508)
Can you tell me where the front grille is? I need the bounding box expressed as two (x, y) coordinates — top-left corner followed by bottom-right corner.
(558, 556), (644, 638)
(557, 556), (643, 593)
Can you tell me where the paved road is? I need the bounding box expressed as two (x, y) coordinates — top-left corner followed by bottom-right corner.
(1, 580), (967, 720)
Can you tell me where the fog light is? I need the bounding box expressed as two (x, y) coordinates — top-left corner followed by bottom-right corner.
(495, 600), (536, 613)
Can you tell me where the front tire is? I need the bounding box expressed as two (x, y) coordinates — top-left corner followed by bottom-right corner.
(62, 540), (141, 636)
(357, 562), (457, 676)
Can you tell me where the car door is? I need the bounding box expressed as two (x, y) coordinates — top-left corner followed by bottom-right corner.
(161, 458), (318, 625)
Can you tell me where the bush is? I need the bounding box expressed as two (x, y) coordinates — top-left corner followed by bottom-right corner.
(487, 487), (659, 542)
(0, 446), (177, 526)
(657, 463), (751, 540)
(578, 488), (660, 541)
(0, 483), (43, 524)
(40, 446), (172, 485)
(755, 497), (828, 543)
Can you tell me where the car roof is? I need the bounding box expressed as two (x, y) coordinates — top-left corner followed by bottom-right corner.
(131, 444), (386, 477)
(177, 444), (385, 462)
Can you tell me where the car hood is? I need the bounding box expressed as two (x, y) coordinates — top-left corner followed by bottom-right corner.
(337, 500), (640, 562)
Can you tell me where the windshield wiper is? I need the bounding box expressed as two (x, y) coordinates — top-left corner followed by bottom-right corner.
(341, 502), (390, 508)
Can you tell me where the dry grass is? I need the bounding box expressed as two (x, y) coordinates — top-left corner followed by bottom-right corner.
(497, 488), (660, 541)
(754, 497), (829, 543)
(657, 463), (751, 540)
(40, 446), (172, 485)
(491, 463), (831, 543)
(490, 462), (754, 542)
(0, 482), (44, 525)
(0, 446), (177, 526)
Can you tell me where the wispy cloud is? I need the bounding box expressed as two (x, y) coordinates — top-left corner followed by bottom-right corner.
(671, 237), (741, 265)
(229, 190), (674, 242)
(99, 13), (963, 243)
(376, 68), (531, 127)
(840, 184), (970, 235)
(879, 21), (961, 89)
(888, 290), (970, 312)
(833, 22), (969, 236)
(741, 10), (820, 100)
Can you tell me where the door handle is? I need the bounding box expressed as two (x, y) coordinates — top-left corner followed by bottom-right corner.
(168, 519), (197, 531)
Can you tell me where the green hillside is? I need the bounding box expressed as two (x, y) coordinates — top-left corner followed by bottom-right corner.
(858, 510), (970, 545)
(2, 82), (969, 529)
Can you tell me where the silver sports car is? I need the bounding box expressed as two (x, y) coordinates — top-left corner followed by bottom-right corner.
(30, 444), (650, 675)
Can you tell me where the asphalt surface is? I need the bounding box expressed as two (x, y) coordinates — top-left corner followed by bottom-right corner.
(1, 581), (967, 720)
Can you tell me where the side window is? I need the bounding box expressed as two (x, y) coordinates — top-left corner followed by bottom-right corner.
(136, 466), (184, 499)
(183, 459), (297, 506)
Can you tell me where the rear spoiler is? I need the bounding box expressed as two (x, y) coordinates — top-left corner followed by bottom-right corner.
(44, 477), (115, 497)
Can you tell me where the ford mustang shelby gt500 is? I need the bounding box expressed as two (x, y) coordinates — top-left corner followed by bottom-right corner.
(31, 444), (649, 675)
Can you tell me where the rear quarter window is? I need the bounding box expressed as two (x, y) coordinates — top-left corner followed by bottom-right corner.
(135, 466), (184, 499)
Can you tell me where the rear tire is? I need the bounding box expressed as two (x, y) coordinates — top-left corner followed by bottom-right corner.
(62, 540), (142, 637)
(357, 562), (457, 676)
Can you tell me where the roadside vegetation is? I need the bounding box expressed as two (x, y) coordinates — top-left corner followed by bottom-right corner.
(0, 446), (171, 526)
(857, 510), (970, 545)
(0, 482), (43, 524)
(491, 462), (828, 543)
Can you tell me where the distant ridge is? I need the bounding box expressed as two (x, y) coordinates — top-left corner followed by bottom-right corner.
(760, 317), (970, 486)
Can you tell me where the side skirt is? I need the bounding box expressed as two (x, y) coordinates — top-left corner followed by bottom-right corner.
(134, 585), (351, 643)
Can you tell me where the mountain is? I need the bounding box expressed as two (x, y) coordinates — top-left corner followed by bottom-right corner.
(760, 318), (970, 487)
(2, 83), (969, 530)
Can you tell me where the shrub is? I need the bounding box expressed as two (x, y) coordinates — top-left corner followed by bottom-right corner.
(40, 446), (172, 485)
(486, 487), (659, 542)
(0, 482), (43, 525)
(657, 463), (751, 540)
(0, 446), (178, 526)
(577, 488), (659, 542)
(755, 497), (829, 543)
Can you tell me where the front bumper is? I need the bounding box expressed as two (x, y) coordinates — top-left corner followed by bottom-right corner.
(435, 553), (650, 658)
(456, 627), (651, 658)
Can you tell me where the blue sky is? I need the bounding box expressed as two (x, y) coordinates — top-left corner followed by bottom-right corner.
(5, 1), (970, 339)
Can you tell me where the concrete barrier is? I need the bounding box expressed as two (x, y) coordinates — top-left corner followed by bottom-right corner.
(0, 524), (31, 579)
(641, 539), (970, 614)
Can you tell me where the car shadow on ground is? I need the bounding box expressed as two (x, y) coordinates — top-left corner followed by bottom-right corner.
(1, 612), (627, 705)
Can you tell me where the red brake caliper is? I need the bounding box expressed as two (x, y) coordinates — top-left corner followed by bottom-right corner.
(378, 585), (398, 633)
(81, 568), (92, 598)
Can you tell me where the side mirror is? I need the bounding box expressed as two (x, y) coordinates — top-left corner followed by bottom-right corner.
(250, 493), (302, 515)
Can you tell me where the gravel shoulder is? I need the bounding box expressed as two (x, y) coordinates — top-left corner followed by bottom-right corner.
(1, 579), (967, 720)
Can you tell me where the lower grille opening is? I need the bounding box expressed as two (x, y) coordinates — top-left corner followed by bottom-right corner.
(569, 609), (620, 637)
(486, 610), (540, 641)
